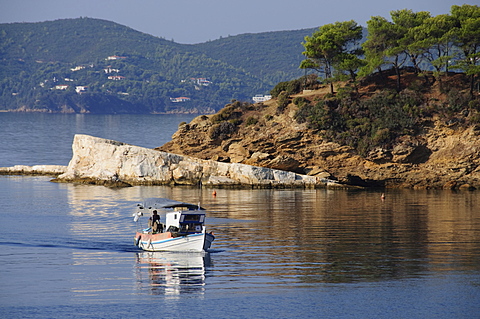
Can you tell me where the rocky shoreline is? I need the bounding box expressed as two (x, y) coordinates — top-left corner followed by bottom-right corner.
(0, 165), (67, 176)
(0, 134), (353, 189)
(2, 127), (479, 190)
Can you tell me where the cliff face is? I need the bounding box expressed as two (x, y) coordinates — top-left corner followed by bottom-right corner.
(54, 134), (323, 188)
(157, 77), (480, 190)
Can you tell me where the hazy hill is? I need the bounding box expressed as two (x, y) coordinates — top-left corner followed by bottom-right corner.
(189, 28), (316, 86)
(0, 18), (314, 113)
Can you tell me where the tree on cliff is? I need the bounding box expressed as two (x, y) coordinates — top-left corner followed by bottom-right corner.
(450, 4), (480, 95)
(393, 9), (432, 74)
(362, 9), (430, 92)
(300, 20), (363, 94)
(408, 13), (458, 84)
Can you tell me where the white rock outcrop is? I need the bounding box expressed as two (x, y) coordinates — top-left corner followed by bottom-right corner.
(55, 134), (322, 188)
(0, 165), (67, 175)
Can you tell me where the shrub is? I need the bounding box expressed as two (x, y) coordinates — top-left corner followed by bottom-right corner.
(469, 99), (480, 111)
(276, 91), (290, 114)
(336, 85), (355, 100)
(293, 96), (309, 106)
(270, 78), (302, 97)
(469, 112), (480, 124)
(264, 114), (273, 121)
(447, 89), (470, 112)
(210, 101), (247, 123)
(294, 90), (424, 155)
(293, 105), (309, 124)
(208, 121), (236, 140)
(228, 118), (242, 126)
(245, 116), (258, 126)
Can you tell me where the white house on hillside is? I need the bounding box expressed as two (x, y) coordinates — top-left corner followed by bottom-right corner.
(170, 97), (191, 103)
(107, 55), (126, 60)
(104, 67), (120, 73)
(252, 94), (272, 103)
(75, 86), (88, 94)
(108, 75), (125, 80)
(71, 66), (85, 72)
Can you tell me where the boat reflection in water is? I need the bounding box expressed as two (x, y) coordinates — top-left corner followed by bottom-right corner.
(135, 251), (211, 296)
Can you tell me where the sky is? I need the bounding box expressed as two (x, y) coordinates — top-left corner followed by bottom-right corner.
(0, 0), (475, 44)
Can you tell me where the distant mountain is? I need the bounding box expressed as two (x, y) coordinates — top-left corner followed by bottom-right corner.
(188, 29), (316, 86)
(0, 18), (316, 113)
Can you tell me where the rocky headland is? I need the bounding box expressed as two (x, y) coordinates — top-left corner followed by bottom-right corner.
(158, 71), (480, 190)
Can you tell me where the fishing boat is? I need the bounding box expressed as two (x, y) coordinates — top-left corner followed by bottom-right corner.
(133, 198), (215, 252)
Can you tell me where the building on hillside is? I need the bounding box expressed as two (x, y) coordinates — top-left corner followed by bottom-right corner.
(104, 67), (120, 73)
(54, 85), (69, 90)
(252, 94), (272, 103)
(71, 66), (85, 72)
(170, 97), (191, 103)
(194, 78), (212, 86)
(108, 75), (125, 80)
(107, 55), (127, 60)
(182, 78), (212, 86)
(75, 86), (88, 94)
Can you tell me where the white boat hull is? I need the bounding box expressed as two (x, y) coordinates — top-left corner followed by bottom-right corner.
(136, 232), (215, 252)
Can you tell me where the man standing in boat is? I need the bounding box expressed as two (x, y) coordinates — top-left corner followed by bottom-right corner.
(149, 210), (162, 233)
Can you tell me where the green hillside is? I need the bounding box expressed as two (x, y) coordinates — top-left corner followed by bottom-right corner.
(189, 28), (316, 86)
(0, 18), (311, 113)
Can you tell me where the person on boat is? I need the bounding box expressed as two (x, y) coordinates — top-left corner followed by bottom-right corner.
(149, 210), (162, 233)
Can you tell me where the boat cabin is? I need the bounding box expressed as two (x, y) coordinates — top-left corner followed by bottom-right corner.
(165, 211), (206, 235)
(134, 198), (206, 236)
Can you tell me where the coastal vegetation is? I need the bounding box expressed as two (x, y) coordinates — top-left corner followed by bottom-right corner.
(289, 4), (480, 155)
(300, 5), (480, 95)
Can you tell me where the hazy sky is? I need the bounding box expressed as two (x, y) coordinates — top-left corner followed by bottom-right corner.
(0, 0), (473, 44)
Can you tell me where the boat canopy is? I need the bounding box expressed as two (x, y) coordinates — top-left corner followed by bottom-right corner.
(140, 198), (205, 211)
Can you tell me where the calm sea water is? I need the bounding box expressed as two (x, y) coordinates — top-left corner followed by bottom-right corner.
(1, 114), (480, 318)
(0, 113), (197, 167)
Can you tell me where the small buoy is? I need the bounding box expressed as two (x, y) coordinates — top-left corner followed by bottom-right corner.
(381, 193), (385, 200)
(212, 190), (217, 197)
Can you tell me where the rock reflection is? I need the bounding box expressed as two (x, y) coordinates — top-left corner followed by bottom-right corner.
(208, 189), (480, 285)
(61, 182), (480, 287)
(135, 251), (210, 296)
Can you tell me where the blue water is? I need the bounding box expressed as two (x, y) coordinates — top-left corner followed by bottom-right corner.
(1, 114), (480, 318)
(0, 113), (197, 166)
